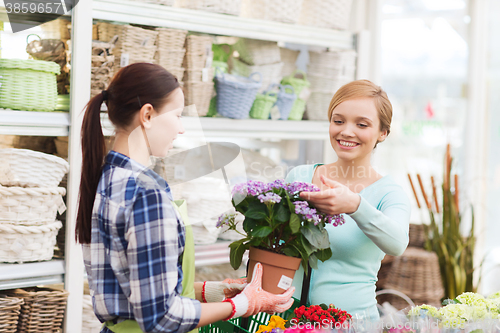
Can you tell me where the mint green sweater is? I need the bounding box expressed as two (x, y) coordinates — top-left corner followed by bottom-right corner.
(285, 164), (411, 320)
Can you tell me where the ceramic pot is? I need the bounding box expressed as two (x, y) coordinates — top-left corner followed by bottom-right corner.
(247, 246), (301, 294)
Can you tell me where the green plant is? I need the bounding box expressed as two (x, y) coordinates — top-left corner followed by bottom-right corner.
(408, 145), (478, 299)
(217, 180), (345, 272)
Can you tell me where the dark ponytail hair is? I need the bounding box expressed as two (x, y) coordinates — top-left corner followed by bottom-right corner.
(76, 63), (180, 244)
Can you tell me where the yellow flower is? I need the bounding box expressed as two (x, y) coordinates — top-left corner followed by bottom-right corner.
(269, 315), (287, 330)
(256, 325), (272, 333)
(255, 316), (287, 333)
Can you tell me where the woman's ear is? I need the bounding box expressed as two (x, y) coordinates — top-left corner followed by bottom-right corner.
(139, 103), (154, 129)
(378, 129), (388, 143)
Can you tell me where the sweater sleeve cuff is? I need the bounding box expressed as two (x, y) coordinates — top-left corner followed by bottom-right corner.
(348, 195), (374, 225)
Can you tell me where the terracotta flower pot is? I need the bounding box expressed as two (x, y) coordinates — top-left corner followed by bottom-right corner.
(247, 246), (301, 294)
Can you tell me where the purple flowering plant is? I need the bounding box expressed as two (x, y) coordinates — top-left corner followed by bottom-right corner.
(218, 180), (345, 271)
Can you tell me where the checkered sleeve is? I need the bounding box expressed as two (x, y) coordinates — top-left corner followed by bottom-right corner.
(126, 188), (201, 332)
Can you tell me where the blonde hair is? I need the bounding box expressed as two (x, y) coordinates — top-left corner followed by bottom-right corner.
(327, 80), (392, 137)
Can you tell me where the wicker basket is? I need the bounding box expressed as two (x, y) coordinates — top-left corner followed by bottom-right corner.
(288, 98), (306, 120)
(409, 223), (426, 248)
(241, 0), (303, 24)
(184, 67), (214, 82)
(233, 38), (281, 66)
(179, 0), (241, 15)
(96, 22), (123, 43)
(183, 81), (214, 116)
(186, 35), (213, 55)
(0, 149), (69, 188)
(155, 50), (187, 69)
(249, 90), (277, 120)
(275, 84), (296, 120)
(0, 187), (66, 225)
(281, 70), (310, 96)
(231, 58), (283, 92)
(82, 295), (101, 333)
(0, 59), (60, 112)
(4, 287), (68, 333)
(191, 220), (221, 245)
(98, 23), (158, 72)
(305, 91), (332, 121)
(376, 254), (395, 290)
(0, 296), (23, 333)
(132, 0), (175, 5)
(299, 0), (354, 30)
(0, 221), (62, 263)
(214, 70), (262, 119)
(156, 28), (188, 50)
(91, 41), (115, 99)
(308, 50), (357, 71)
(308, 73), (348, 93)
(280, 48), (300, 77)
(383, 247), (444, 309)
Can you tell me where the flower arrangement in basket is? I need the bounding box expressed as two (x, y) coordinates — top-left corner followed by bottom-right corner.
(218, 180), (344, 294)
(407, 291), (500, 329)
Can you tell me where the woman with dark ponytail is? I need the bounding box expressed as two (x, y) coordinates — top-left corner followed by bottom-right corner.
(77, 63), (294, 333)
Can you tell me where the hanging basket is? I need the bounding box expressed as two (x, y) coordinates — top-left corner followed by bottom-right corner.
(249, 89), (278, 120)
(275, 84), (296, 120)
(0, 221), (63, 263)
(214, 69), (262, 119)
(0, 59), (60, 112)
(0, 149), (69, 188)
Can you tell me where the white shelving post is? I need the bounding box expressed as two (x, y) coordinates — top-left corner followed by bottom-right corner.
(64, 0), (93, 331)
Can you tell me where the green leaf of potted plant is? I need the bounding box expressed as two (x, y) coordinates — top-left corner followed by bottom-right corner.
(218, 179), (345, 294)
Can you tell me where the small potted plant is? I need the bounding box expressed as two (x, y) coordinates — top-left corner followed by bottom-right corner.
(218, 179), (345, 294)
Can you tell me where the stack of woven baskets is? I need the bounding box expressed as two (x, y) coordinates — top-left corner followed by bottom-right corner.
(97, 22), (158, 75)
(183, 35), (215, 116)
(0, 149), (68, 263)
(232, 38), (283, 93)
(377, 223), (444, 310)
(155, 28), (188, 81)
(306, 49), (356, 120)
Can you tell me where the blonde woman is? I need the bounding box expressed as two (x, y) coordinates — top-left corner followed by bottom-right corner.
(286, 80), (411, 320)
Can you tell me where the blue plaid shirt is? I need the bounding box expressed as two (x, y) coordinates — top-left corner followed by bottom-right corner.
(83, 151), (201, 333)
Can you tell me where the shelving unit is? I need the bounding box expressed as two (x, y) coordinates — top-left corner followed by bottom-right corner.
(0, 110), (70, 136)
(1, 1), (373, 331)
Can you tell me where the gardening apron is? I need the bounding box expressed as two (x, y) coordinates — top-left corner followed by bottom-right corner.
(104, 200), (198, 333)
